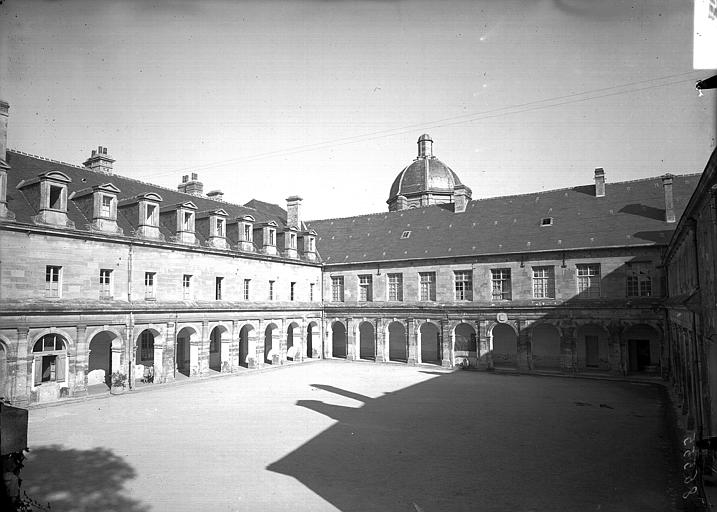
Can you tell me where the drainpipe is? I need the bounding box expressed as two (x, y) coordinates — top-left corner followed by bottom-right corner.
(127, 242), (135, 390)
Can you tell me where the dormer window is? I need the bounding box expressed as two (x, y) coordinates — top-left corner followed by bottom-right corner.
(268, 229), (275, 246)
(183, 211), (193, 231)
(118, 192), (163, 240)
(145, 204), (158, 226)
(49, 185), (63, 210)
(290, 233), (296, 249)
(160, 201), (197, 245)
(401, 230), (411, 239)
(244, 224), (252, 241)
(16, 170), (74, 228)
(541, 217), (553, 226)
(101, 195), (112, 217)
(69, 182), (122, 234)
(236, 215), (255, 252)
(216, 218), (224, 237)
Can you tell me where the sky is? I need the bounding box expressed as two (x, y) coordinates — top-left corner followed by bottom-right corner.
(0, 0), (715, 221)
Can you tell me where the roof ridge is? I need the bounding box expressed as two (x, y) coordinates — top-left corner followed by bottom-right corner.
(307, 203), (441, 223)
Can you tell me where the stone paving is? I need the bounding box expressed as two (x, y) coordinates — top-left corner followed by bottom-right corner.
(23, 360), (681, 511)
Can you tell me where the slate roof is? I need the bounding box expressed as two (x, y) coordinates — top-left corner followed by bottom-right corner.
(308, 174), (699, 265)
(3, 150), (292, 250)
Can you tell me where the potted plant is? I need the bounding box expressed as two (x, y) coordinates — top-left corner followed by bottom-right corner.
(110, 371), (127, 395)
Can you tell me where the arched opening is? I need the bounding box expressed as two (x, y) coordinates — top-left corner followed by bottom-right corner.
(265, 323), (279, 364)
(331, 321), (347, 358)
(576, 324), (609, 370)
(0, 342), (8, 400)
(306, 322), (319, 358)
(136, 330), (156, 383)
(238, 325), (253, 368)
(492, 323), (517, 368)
(209, 326), (228, 372)
(388, 321), (407, 362)
(624, 324), (660, 373)
(359, 322), (375, 361)
(286, 322), (300, 361)
(531, 323), (562, 369)
(176, 326), (198, 377)
(454, 323), (476, 366)
(88, 331), (119, 389)
(419, 322), (441, 365)
(32, 334), (68, 388)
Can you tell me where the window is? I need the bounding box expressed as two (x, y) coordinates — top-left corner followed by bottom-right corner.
(183, 274), (192, 299)
(577, 264), (601, 298)
(268, 229), (275, 246)
(419, 272), (436, 301)
(359, 275), (373, 301)
(32, 334), (66, 386)
(140, 331), (154, 362)
(268, 280), (275, 301)
(49, 185), (63, 209)
(388, 273), (403, 301)
(101, 195), (112, 217)
(491, 269), (512, 300)
(244, 225), (252, 241)
(216, 218), (224, 237)
(290, 233), (296, 249)
(532, 266), (555, 299)
(183, 212), (193, 231)
(144, 272), (156, 300)
(310, 283), (315, 301)
(243, 279), (250, 300)
(215, 277), (223, 300)
(331, 276), (344, 302)
(627, 262), (652, 297)
(290, 282), (296, 301)
(99, 269), (113, 299)
(401, 231), (411, 239)
(145, 204), (157, 225)
(45, 265), (62, 298)
(454, 270), (473, 301)
(306, 237), (315, 252)
(541, 217), (553, 226)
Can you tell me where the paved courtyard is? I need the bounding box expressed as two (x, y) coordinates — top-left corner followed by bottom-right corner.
(24, 360), (680, 511)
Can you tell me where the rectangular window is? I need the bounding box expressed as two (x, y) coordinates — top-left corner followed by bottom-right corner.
(307, 238), (314, 252)
(290, 233), (296, 249)
(144, 272), (156, 300)
(49, 185), (62, 209)
(310, 283), (315, 301)
(419, 272), (436, 301)
(491, 269), (512, 301)
(244, 225), (251, 241)
(532, 266), (555, 299)
(216, 219), (224, 237)
(577, 264), (601, 298)
(243, 279), (250, 300)
(145, 204), (156, 225)
(140, 331), (153, 361)
(183, 212), (192, 231)
(269, 280), (275, 301)
(99, 269), (112, 299)
(183, 274), (192, 300)
(359, 275), (373, 302)
(45, 265), (62, 298)
(290, 282), (296, 301)
(388, 273), (403, 301)
(101, 195), (112, 217)
(626, 262), (652, 297)
(331, 276), (344, 302)
(268, 230), (275, 246)
(454, 270), (473, 301)
(215, 277), (223, 300)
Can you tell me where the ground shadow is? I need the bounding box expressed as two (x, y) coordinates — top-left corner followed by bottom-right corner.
(267, 371), (680, 512)
(21, 445), (148, 512)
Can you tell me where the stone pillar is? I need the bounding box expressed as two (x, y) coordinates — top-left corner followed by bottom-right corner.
(11, 328), (29, 406)
(561, 325), (577, 371)
(478, 320), (492, 370)
(229, 321), (239, 372)
(163, 322), (175, 383)
(199, 321), (210, 375)
(248, 323), (260, 369)
(295, 322), (305, 362)
(273, 323), (283, 365)
(221, 328), (232, 372)
(607, 324), (622, 375)
(190, 340), (201, 376)
(73, 324), (88, 396)
(517, 321), (532, 371)
(375, 318), (386, 363)
(346, 318), (355, 360)
(256, 320), (265, 368)
(407, 318), (418, 365)
(111, 345), (122, 379)
(441, 320), (453, 368)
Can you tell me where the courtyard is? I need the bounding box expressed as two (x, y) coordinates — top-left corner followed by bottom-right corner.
(23, 360), (680, 511)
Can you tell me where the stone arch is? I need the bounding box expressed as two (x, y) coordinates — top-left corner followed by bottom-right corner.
(576, 323), (609, 370)
(623, 323), (661, 373)
(238, 324), (256, 368)
(418, 321), (441, 365)
(176, 325), (200, 377)
(530, 322), (562, 369)
(358, 321), (375, 361)
(31, 328), (75, 351)
(265, 323), (280, 364)
(31, 333), (70, 401)
(209, 324), (230, 372)
(286, 321), (301, 361)
(88, 330), (122, 388)
(453, 322), (476, 367)
(387, 321), (407, 362)
(331, 321), (347, 359)
(490, 322), (518, 368)
(306, 321), (319, 359)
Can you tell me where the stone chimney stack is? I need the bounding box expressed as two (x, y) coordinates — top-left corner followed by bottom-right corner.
(417, 134), (433, 158)
(0, 100), (8, 166)
(83, 146), (115, 174)
(177, 172), (204, 196)
(207, 190), (224, 201)
(662, 173), (676, 223)
(594, 168), (605, 197)
(286, 195), (302, 228)
(453, 184), (472, 213)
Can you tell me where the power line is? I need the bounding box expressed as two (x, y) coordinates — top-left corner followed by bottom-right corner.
(139, 70), (703, 180)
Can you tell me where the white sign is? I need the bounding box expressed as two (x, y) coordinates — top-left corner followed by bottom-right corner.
(694, 0), (717, 69)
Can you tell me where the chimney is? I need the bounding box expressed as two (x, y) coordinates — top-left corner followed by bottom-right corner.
(662, 173), (676, 223)
(453, 184), (472, 213)
(286, 195), (302, 228)
(177, 173), (203, 196)
(207, 190), (224, 201)
(594, 167), (605, 197)
(0, 100), (8, 166)
(417, 134), (433, 158)
(83, 146), (115, 174)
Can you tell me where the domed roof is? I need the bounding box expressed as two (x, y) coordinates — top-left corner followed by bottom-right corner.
(388, 134), (462, 201)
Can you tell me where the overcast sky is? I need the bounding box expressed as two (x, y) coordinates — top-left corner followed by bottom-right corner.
(0, 0), (714, 220)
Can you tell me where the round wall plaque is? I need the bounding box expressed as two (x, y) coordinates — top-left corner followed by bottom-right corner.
(496, 313), (508, 323)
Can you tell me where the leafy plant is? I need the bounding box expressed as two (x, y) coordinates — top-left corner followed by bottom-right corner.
(110, 371), (126, 389)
